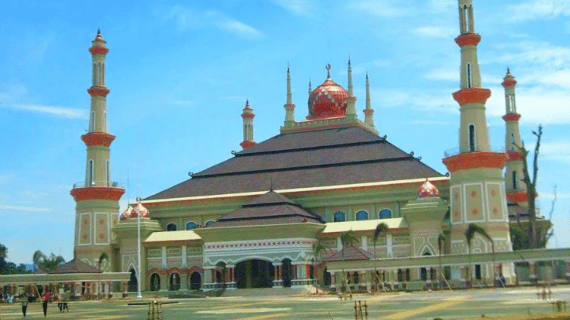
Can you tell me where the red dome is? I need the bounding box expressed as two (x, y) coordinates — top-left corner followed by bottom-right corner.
(120, 206), (134, 220)
(120, 203), (150, 221)
(307, 76), (348, 120)
(418, 180), (440, 198)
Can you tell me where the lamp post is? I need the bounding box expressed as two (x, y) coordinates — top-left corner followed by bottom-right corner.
(136, 197), (142, 300)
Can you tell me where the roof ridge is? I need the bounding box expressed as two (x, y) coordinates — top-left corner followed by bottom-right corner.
(192, 156), (416, 179)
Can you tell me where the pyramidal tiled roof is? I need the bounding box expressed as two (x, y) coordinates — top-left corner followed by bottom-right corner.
(207, 191), (323, 228)
(50, 259), (102, 274)
(325, 245), (374, 262)
(146, 125), (443, 200)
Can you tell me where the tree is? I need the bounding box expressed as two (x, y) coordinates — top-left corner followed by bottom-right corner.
(373, 222), (390, 291)
(33, 250), (66, 273)
(437, 233), (446, 290)
(312, 242), (329, 293)
(339, 230), (360, 293)
(465, 223), (495, 287)
(514, 125), (545, 249)
(0, 243), (7, 274)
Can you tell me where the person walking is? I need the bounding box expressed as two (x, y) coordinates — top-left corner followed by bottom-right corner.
(21, 294), (29, 318)
(42, 290), (51, 317)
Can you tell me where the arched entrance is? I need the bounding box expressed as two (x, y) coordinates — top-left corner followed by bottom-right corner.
(150, 273), (160, 291)
(169, 273), (180, 291)
(189, 272), (201, 290)
(128, 268), (138, 292)
(281, 258), (293, 288)
(323, 267), (331, 286)
(236, 259), (274, 289)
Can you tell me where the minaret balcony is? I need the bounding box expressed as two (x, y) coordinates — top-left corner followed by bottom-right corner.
(71, 181), (125, 202)
(444, 145), (505, 158)
(81, 132), (116, 147)
(443, 147), (508, 173)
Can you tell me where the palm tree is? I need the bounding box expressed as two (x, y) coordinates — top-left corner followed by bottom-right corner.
(465, 223), (495, 288)
(339, 230), (360, 293)
(373, 222), (389, 292)
(312, 242), (329, 293)
(437, 233), (446, 290)
(33, 250), (65, 273)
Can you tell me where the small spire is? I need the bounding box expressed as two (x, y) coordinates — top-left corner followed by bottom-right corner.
(286, 65), (292, 105)
(97, 28), (101, 36)
(246, 99), (249, 106)
(365, 72), (371, 109)
(326, 64), (331, 78)
(347, 58), (353, 97)
(308, 78), (312, 95)
(364, 72), (375, 128)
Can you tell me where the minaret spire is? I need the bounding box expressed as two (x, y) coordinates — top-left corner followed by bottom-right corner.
(442, 0), (514, 286)
(283, 65), (296, 127)
(345, 58), (357, 119)
(240, 100), (256, 149)
(363, 72), (375, 128)
(70, 29), (124, 272)
(502, 69), (527, 205)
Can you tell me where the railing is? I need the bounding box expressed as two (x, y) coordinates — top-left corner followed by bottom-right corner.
(72, 181), (124, 189)
(443, 145), (505, 158)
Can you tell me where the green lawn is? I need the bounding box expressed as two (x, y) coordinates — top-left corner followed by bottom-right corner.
(0, 288), (567, 320)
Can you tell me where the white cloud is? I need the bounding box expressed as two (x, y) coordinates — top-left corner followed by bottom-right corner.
(413, 26), (455, 39)
(163, 7), (264, 40)
(508, 0), (570, 22)
(0, 205), (52, 213)
(1, 104), (87, 119)
(349, 0), (407, 17)
(424, 69), (457, 81)
(209, 13), (264, 40)
(372, 88), (457, 112)
(428, 0), (455, 12)
(272, 0), (312, 16)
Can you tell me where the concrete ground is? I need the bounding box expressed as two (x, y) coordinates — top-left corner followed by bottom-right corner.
(1, 286), (570, 320)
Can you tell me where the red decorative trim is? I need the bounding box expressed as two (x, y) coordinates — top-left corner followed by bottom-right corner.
(240, 141), (256, 149)
(455, 33), (481, 47)
(284, 103), (295, 110)
(188, 266), (204, 274)
(452, 88), (491, 106)
(89, 46), (109, 55)
(345, 96), (356, 102)
(81, 132), (116, 147)
(443, 151), (508, 173)
(502, 113), (521, 122)
(507, 151), (522, 161)
(363, 109), (374, 115)
(70, 187), (125, 201)
(507, 191), (529, 203)
(241, 113), (255, 119)
(87, 86), (110, 97)
(167, 267), (187, 275)
(502, 79), (517, 88)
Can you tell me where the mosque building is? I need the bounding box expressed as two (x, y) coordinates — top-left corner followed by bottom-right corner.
(68, 0), (550, 294)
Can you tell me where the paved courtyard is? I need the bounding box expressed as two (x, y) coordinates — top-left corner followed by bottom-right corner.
(1, 286), (570, 320)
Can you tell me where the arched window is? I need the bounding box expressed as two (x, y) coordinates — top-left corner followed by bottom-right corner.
(150, 273), (160, 291)
(106, 160), (110, 186)
(88, 160), (94, 186)
(466, 63), (472, 88)
(205, 220), (215, 227)
(185, 221), (197, 230)
(468, 124), (476, 152)
(169, 273), (180, 291)
(333, 212), (346, 222)
(510, 134), (515, 151)
(166, 223), (178, 231)
(512, 171), (518, 190)
(379, 209), (393, 219)
(355, 210), (369, 221)
(90, 111), (95, 132)
(463, 5), (470, 33)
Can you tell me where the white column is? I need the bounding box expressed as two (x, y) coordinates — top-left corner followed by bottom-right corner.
(361, 236), (368, 251)
(181, 245), (187, 268)
(386, 234), (393, 258)
(337, 238), (342, 252)
(161, 246), (167, 268)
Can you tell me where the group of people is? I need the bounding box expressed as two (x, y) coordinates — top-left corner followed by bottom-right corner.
(13, 291), (69, 318)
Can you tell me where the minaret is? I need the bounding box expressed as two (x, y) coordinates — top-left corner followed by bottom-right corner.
(70, 29), (124, 269)
(345, 58), (357, 120)
(363, 73), (375, 128)
(502, 69), (527, 205)
(443, 0), (514, 285)
(283, 65), (295, 127)
(240, 100), (256, 149)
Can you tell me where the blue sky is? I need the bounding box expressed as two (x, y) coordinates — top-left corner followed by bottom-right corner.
(1, 0), (569, 264)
